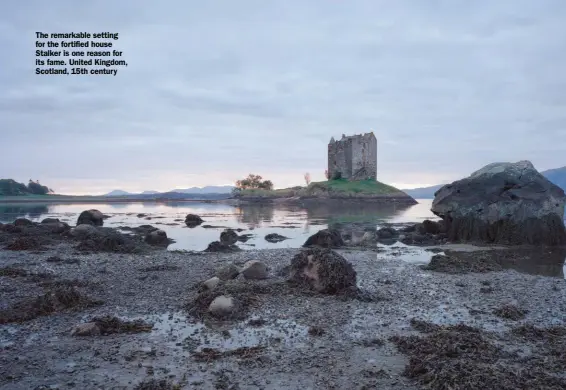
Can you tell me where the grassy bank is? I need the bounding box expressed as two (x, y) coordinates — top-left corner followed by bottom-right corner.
(237, 179), (413, 200)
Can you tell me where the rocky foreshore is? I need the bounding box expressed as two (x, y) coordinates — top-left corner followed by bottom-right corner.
(1, 210), (566, 389)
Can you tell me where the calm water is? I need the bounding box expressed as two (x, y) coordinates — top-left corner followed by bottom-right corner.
(0, 200), (436, 251)
(1, 200), (565, 278)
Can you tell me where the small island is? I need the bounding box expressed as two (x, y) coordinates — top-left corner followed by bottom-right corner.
(233, 177), (416, 204)
(234, 132), (417, 205)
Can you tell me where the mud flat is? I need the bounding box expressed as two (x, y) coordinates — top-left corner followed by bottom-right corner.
(1, 241), (565, 389)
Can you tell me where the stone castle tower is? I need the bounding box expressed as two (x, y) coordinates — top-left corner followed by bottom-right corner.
(327, 132), (377, 180)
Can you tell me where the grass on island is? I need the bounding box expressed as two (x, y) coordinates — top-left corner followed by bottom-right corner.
(237, 179), (404, 198)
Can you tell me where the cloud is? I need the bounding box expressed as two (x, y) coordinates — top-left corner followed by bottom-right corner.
(1, 0), (565, 194)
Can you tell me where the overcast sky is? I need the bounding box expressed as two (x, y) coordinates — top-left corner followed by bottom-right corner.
(1, 1), (565, 195)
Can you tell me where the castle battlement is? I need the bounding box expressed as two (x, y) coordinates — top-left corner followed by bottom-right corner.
(328, 132), (377, 180)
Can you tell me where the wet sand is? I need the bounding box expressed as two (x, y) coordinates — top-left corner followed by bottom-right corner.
(1, 241), (565, 389)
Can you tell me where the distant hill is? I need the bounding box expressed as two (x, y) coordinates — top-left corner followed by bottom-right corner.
(105, 190), (132, 196)
(539, 167), (566, 192)
(400, 184), (444, 199)
(104, 186), (234, 197)
(171, 186), (234, 194)
(402, 167), (566, 199)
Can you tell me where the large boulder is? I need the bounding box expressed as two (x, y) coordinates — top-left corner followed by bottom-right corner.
(289, 248), (357, 293)
(77, 209), (104, 227)
(431, 161), (566, 245)
(303, 229), (344, 248)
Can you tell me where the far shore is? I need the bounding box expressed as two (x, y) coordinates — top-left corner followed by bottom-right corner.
(0, 195), (236, 204)
(0, 194), (421, 206)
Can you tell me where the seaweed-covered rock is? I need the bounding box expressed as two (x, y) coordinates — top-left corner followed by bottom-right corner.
(377, 227), (398, 239)
(204, 241), (239, 253)
(303, 229), (344, 248)
(70, 224), (98, 238)
(418, 219), (444, 235)
(46, 221), (70, 234)
(432, 161), (566, 245)
(220, 229), (238, 245)
(75, 228), (142, 253)
(41, 218), (60, 224)
(14, 218), (33, 227)
(76, 209), (104, 227)
(289, 248), (356, 293)
(144, 229), (169, 246)
(185, 214), (204, 227)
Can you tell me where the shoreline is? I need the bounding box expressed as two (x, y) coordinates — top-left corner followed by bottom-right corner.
(0, 234), (565, 389)
(0, 195), (419, 206)
(0, 196), (236, 204)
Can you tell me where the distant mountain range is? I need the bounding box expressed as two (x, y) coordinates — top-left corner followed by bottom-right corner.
(104, 186), (234, 197)
(402, 167), (566, 199)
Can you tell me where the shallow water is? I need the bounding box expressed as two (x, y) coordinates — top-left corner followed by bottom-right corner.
(0, 200), (436, 251)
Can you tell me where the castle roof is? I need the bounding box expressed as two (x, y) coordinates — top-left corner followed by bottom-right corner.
(328, 132), (375, 144)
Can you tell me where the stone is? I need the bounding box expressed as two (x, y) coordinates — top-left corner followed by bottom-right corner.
(185, 214), (204, 227)
(47, 222), (70, 234)
(203, 276), (221, 290)
(41, 218), (60, 224)
(144, 229), (169, 246)
(215, 263), (241, 280)
(237, 234), (253, 242)
(220, 229), (238, 245)
(70, 224), (98, 238)
(205, 241), (239, 252)
(208, 295), (235, 317)
(418, 220), (443, 235)
(241, 260), (269, 280)
(13, 218), (33, 227)
(71, 322), (101, 336)
(303, 229), (344, 248)
(265, 233), (288, 243)
(76, 209), (104, 226)
(289, 248), (357, 293)
(376, 227), (398, 239)
(432, 160), (566, 245)
(401, 224), (417, 233)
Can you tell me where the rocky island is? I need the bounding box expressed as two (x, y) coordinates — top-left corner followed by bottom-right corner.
(234, 132), (417, 205)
